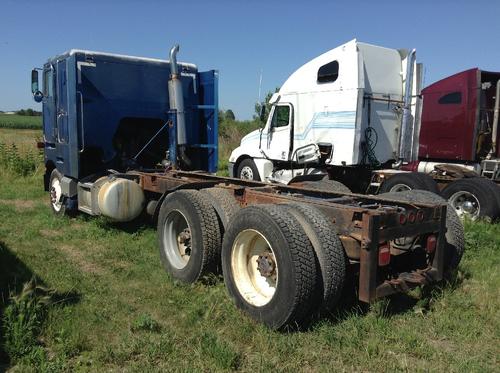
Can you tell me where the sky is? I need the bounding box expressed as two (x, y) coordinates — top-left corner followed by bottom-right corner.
(1, 0), (499, 120)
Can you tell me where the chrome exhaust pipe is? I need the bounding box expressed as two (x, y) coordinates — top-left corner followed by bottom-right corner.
(168, 44), (187, 145)
(396, 49), (417, 168)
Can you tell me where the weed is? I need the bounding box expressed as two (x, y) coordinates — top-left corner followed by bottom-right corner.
(2, 279), (53, 361)
(131, 313), (161, 333)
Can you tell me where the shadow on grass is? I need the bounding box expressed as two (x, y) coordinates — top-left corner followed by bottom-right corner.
(78, 212), (153, 234)
(0, 240), (81, 366)
(303, 267), (471, 331)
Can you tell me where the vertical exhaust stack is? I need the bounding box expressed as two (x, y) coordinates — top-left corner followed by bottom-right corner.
(488, 79), (500, 159)
(394, 49), (417, 168)
(169, 45), (187, 145)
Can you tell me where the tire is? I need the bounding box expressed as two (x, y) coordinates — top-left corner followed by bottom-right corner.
(379, 190), (464, 276)
(49, 169), (67, 215)
(236, 159), (261, 181)
(283, 203), (347, 312)
(157, 190), (222, 283)
(292, 179), (351, 193)
(201, 188), (240, 231)
(221, 204), (317, 329)
(441, 178), (500, 221)
(379, 172), (439, 194)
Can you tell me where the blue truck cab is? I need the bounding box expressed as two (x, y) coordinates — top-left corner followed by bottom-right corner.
(32, 48), (218, 193)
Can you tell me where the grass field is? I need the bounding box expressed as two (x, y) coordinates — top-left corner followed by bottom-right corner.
(0, 114), (42, 130)
(0, 128), (499, 371)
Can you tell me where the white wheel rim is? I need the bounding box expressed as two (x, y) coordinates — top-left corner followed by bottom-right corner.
(163, 210), (192, 269)
(240, 166), (254, 180)
(231, 229), (278, 307)
(448, 190), (480, 219)
(50, 178), (63, 212)
(389, 183), (412, 192)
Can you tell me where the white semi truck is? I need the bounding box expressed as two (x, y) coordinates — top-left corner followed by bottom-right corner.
(229, 40), (500, 220)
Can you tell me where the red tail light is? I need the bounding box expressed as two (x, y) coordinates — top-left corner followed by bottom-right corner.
(408, 211), (416, 223)
(417, 210), (424, 221)
(426, 235), (437, 253)
(378, 244), (391, 266)
(399, 213), (407, 225)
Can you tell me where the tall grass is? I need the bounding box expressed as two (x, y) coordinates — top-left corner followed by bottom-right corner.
(0, 142), (43, 176)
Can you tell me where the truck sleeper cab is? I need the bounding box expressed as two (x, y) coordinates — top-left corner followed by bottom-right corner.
(229, 39), (422, 189)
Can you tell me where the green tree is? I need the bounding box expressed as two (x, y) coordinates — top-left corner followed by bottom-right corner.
(225, 109), (235, 121)
(254, 88), (279, 123)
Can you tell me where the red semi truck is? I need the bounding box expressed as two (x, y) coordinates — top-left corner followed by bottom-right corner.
(397, 68), (500, 220)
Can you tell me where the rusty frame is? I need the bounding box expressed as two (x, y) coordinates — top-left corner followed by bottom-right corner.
(136, 170), (447, 304)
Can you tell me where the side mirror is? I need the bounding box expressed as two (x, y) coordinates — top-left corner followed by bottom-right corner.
(31, 69), (43, 102)
(259, 104), (266, 123)
(31, 69), (39, 94)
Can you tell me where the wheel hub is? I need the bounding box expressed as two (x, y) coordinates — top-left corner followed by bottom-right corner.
(256, 253), (276, 278)
(178, 228), (192, 256)
(449, 190), (480, 218)
(462, 201), (475, 214)
(240, 166), (254, 180)
(50, 187), (58, 204)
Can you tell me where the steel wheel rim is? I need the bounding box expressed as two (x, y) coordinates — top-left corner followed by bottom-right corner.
(50, 178), (63, 212)
(231, 229), (278, 307)
(240, 166), (254, 180)
(448, 190), (480, 219)
(389, 183), (412, 193)
(163, 210), (192, 269)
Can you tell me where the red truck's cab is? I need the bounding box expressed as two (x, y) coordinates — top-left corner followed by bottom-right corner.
(419, 68), (500, 162)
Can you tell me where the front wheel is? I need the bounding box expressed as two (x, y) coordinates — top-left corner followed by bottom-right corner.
(236, 159), (261, 181)
(49, 169), (67, 215)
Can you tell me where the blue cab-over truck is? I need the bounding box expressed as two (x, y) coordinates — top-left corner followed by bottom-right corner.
(31, 45), (463, 329)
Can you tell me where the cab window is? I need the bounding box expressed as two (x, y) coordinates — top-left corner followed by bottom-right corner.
(271, 105), (290, 128)
(43, 69), (53, 97)
(317, 60), (339, 83)
(438, 91), (461, 104)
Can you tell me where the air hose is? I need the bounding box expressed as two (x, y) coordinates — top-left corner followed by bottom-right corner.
(361, 126), (380, 168)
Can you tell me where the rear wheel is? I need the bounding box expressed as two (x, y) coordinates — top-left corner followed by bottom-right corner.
(222, 204), (317, 329)
(379, 190), (464, 276)
(201, 187), (240, 231)
(379, 172), (439, 194)
(157, 190), (221, 283)
(236, 159), (261, 181)
(283, 203), (347, 312)
(441, 178), (500, 221)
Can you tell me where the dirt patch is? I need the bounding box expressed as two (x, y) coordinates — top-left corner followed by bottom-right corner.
(39, 229), (62, 238)
(57, 244), (105, 275)
(0, 199), (36, 211)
